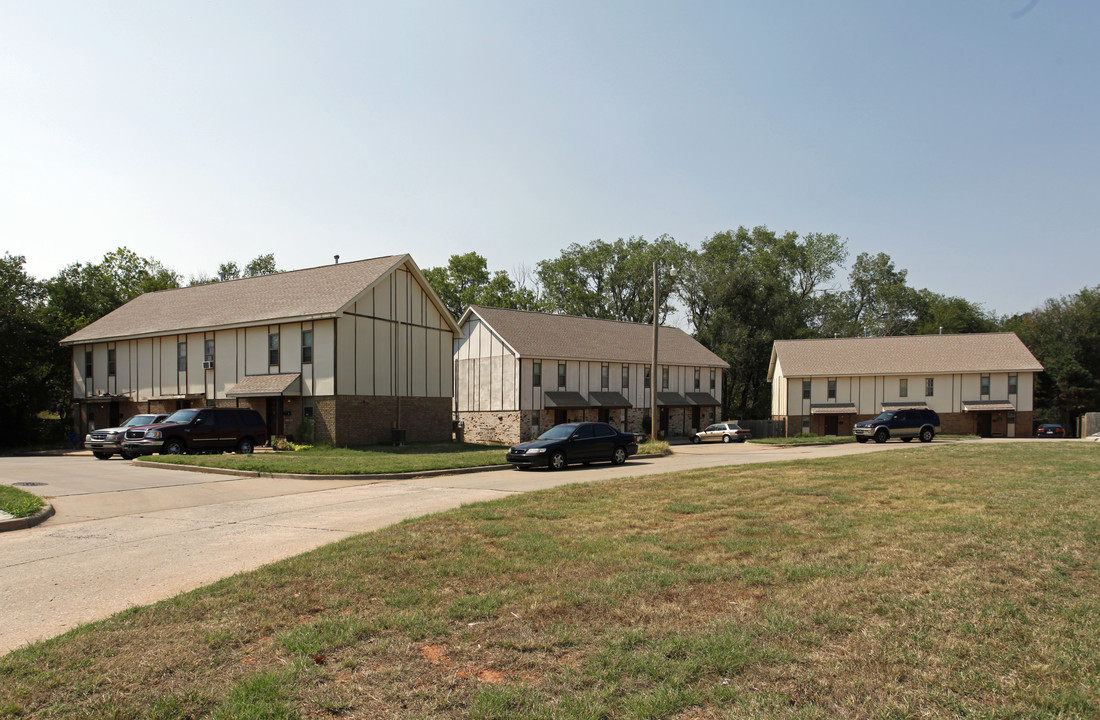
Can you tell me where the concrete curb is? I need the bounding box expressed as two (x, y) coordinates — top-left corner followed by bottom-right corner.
(0, 503), (55, 533)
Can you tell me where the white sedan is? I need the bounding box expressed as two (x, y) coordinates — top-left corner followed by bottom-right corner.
(691, 422), (752, 444)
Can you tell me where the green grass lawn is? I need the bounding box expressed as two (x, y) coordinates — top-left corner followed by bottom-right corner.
(0, 484), (45, 519)
(3, 443), (1098, 719)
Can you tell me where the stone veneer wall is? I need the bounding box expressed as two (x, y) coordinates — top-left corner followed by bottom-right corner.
(457, 410), (522, 445)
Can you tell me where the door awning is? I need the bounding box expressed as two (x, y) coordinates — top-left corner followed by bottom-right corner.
(588, 392), (632, 408)
(686, 392), (721, 406)
(882, 401), (928, 410)
(810, 403), (857, 415)
(226, 373), (302, 398)
(657, 392), (690, 407)
(963, 400), (1016, 412)
(544, 391), (589, 408)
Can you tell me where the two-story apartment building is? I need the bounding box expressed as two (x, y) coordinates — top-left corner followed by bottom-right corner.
(768, 333), (1043, 438)
(454, 306), (729, 444)
(60, 254), (460, 446)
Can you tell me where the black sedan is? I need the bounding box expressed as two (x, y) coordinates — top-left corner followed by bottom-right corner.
(1036, 423), (1066, 438)
(507, 422), (638, 470)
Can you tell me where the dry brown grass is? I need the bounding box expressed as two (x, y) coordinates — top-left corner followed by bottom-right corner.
(2, 442), (1098, 719)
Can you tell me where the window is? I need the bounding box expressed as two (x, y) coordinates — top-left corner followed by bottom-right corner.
(1008, 374), (1018, 395)
(827, 378), (837, 400)
(177, 341), (187, 372)
(204, 339), (215, 363)
(84, 350), (93, 378)
(802, 416), (811, 433)
(601, 363), (609, 390)
(899, 378), (908, 398)
(557, 362), (566, 388)
(925, 378), (934, 397)
(303, 396), (314, 419)
(802, 379), (811, 400)
(301, 329), (313, 364)
(710, 368), (716, 391)
(622, 365), (630, 389)
(268, 331), (280, 366)
(662, 367), (669, 390)
(981, 375), (990, 397)
(694, 368), (700, 391)
(531, 410), (539, 428)
(644, 366), (651, 389)
(107, 348), (116, 377)
(533, 361), (542, 387)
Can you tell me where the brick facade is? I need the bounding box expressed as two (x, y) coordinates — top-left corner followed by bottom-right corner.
(332, 395), (452, 446)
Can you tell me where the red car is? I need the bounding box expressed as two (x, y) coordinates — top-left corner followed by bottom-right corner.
(1036, 424), (1065, 438)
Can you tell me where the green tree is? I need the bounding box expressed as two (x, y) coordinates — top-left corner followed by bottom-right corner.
(0, 254), (57, 445)
(818, 252), (921, 337)
(536, 236), (688, 322)
(912, 290), (998, 335)
(423, 252), (536, 319)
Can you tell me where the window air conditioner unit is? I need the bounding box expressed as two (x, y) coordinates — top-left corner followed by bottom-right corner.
(202, 360), (215, 369)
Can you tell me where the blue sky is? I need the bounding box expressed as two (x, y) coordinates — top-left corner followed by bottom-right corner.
(3, 1), (1096, 317)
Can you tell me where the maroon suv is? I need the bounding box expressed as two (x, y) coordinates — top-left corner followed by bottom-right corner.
(122, 407), (268, 455)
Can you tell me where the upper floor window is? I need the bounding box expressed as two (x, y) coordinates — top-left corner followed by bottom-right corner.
(644, 366), (651, 389)
(177, 341), (187, 372)
(899, 378), (908, 398)
(693, 368), (701, 391)
(662, 367), (669, 390)
(925, 378), (935, 397)
(301, 329), (313, 364)
(107, 348), (116, 377)
(268, 331), (280, 366)
(802, 379), (811, 400)
(622, 365), (630, 389)
(532, 361), (542, 387)
(1008, 374), (1018, 395)
(827, 378), (837, 400)
(601, 363), (610, 390)
(557, 362), (566, 388)
(204, 338), (215, 363)
(710, 368), (716, 391)
(84, 350), (93, 378)
(980, 375), (990, 397)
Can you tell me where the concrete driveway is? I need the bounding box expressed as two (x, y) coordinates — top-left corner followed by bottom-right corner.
(1, 440), (936, 654)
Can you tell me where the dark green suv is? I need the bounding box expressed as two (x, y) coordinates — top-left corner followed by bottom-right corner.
(854, 408), (941, 444)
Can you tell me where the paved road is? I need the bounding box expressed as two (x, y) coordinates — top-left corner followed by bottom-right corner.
(1, 441), (937, 654)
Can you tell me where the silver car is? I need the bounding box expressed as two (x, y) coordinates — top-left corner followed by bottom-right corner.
(85, 414), (169, 460)
(691, 422), (752, 444)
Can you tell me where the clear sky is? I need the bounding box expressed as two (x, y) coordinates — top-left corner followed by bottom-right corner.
(3, 1), (1096, 317)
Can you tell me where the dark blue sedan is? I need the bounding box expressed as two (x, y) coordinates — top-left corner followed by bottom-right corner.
(1036, 423), (1066, 438)
(507, 422), (638, 470)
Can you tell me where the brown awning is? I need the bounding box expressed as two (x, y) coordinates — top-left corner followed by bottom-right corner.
(589, 392), (632, 408)
(810, 403), (857, 415)
(963, 400), (1016, 412)
(544, 391), (589, 408)
(226, 373), (301, 397)
(686, 392), (721, 406)
(657, 392), (690, 407)
(882, 401), (928, 410)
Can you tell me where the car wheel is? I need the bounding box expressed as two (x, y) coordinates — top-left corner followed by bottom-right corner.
(548, 450), (567, 471)
(119, 450), (134, 461)
(919, 428), (935, 443)
(92, 451), (112, 460)
(874, 429), (889, 444)
(691, 435), (701, 444)
(612, 446), (627, 465)
(722, 434), (732, 443)
(164, 439), (185, 455)
(236, 438), (255, 455)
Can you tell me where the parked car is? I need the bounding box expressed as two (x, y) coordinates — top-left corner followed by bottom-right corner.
(506, 422), (638, 470)
(691, 422), (751, 444)
(85, 413), (170, 460)
(121, 407), (268, 456)
(1036, 423), (1066, 438)
(854, 408), (941, 443)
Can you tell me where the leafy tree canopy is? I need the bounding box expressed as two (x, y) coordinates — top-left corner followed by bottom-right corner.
(423, 252), (536, 320)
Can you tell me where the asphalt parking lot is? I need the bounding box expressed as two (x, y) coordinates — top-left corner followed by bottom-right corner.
(1, 440), (946, 654)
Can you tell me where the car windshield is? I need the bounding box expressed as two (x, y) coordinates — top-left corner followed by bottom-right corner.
(122, 415), (159, 427)
(161, 409), (199, 424)
(538, 424), (578, 440)
(872, 412), (896, 422)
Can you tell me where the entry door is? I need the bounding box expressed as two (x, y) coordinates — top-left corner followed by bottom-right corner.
(554, 409), (567, 426)
(823, 415), (839, 436)
(266, 397), (283, 436)
(976, 413), (992, 438)
(692, 406), (701, 432)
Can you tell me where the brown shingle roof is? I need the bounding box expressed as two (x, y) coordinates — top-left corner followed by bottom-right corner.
(464, 306), (728, 367)
(61, 255), (452, 344)
(770, 333), (1042, 379)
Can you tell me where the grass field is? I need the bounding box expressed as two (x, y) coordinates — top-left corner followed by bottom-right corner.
(2, 442), (1098, 719)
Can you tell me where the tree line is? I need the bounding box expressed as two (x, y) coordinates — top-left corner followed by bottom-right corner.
(3, 233), (1097, 446)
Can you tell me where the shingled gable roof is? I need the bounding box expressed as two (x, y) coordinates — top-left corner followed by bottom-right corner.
(768, 333), (1042, 380)
(61, 254), (459, 345)
(461, 305), (728, 367)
